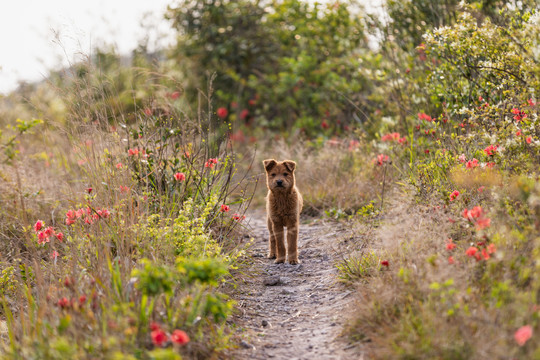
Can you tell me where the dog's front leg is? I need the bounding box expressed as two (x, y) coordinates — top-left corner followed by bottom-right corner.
(273, 221), (286, 263)
(286, 222), (300, 264)
(267, 217), (277, 259)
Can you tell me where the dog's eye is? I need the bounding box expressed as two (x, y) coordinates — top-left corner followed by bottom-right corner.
(283, 173), (288, 176)
(271, 173), (276, 177)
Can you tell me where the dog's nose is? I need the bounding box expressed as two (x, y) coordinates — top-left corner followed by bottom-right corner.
(276, 180), (283, 186)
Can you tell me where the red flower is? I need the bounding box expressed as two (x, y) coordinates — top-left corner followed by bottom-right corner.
(119, 185), (130, 193)
(477, 186), (485, 193)
(128, 148), (139, 156)
(86, 187), (93, 194)
(475, 217), (491, 230)
(150, 322), (161, 332)
(487, 243), (496, 254)
(151, 329), (168, 347)
(248, 99), (256, 106)
(56, 232), (64, 242)
(205, 158), (218, 168)
(374, 154), (389, 166)
(57, 297), (70, 309)
(171, 329), (190, 345)
(466, 158), (479, 169)
(144, 108), (152, 116)
(174, 172), (186, 181)
(514, 325), (533, 346)
(37, 231), (48, 245)
(240, 109), (249, 120)
(511, 108), (526, 121)
(465, 246), (478, 257)
(232, 213), (245, 221)
(66, 210), (77, 225)
(34, 220), (44, 232)
(481, 248), (490, 260)
(448, 256), (455, 264)
(381, 132), (401, 142)
(380, 260), (389, 267)
(116, 163), (123, 169)
(446, 239), (457, 251)
(170, 91), (181, 100)
(217, 107), (228, 119)
(321, 120), (330, 129)
(527, 98), (535, 106)
(449, 190), (460, 201)
(220, 204), (230, 212)
(417, 112), (432, 122)
(458, 154), (467, 163)
(79, 295), (87, 305)
(231, 101), (238, 109)
(424, 149), (430, 154)
(483, 145), (498, 156)
(50, 251), (59, 259)
(526, 136), (532, 144)
(516, 130), (522, 136)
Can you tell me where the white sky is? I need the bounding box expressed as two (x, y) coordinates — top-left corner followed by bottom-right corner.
(0, 0), (384, 95)
(0, 0), (174, 94)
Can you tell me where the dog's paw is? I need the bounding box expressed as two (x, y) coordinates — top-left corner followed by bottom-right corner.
(288, 259), (301, 265)
(274, 258), (285, 264)
(267, 254), (276, 259)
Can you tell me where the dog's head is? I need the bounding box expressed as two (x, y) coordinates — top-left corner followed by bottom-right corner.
(263, 159), (296, 193)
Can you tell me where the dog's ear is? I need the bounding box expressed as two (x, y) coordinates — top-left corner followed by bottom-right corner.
(283, 160), (296, 172)
(263, 159), (277, 172)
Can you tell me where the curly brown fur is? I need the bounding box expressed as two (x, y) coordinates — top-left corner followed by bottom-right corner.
(263, 159), (303, 264)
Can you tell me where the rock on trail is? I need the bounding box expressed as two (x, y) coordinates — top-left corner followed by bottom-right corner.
(229, 212), (361, 360)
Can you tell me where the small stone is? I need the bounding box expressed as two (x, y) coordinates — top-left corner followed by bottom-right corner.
(263, 276), (281, 286)
(262, 319), (269, 327)
(239, 340), (254, 349)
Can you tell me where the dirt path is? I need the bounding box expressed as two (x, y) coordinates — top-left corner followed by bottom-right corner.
(229, 212), (362, 360)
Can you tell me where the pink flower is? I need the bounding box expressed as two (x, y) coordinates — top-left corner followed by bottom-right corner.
(526, 136), (532, 144)
(217, 107), (228, 119)
(116, 163), (123, 169)
(514, 325), (533, 346)
(381, 132), (401, 142)
(119, 185), (130, 193)
(66, 210), (77, 225)
(151, 329), (168, 347)
(516, 130), (522, 136)
(220, 204), (230, 212)
(144, 108), (152, 116)
(458, 154), (467, 163)
(170, 91), (181, 100)
(487, 243), (496, 254)
(34, 220), (44, 232)
(476, 217), (491, 230)
(50, 251), (59, 259)
(449, 190), (460, 201)
(527, 98), (535, 106)
(374, 154), (389, 166)
(348, 140), (360, 151)
(466, 158), (479, 169)
(446, 239), (457, 251)
(55, 232), (64, 242)
(128, 148), (139, 156)
(171, 329), (190, 345)
(448, 256), (455, 264)
(478, 186), (485, 193)
(174, 172), (186, 181)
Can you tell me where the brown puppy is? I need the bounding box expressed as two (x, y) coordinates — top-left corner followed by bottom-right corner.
(263, 159), (303, 264)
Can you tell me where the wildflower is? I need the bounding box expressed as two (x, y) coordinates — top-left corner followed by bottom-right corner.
(478, 186), (485, 193)
(481, 248), (490, 260)
(380, 260), (389, 267)
(37, 231), (48, 244)
(248, 98), (256, 106)
(119, 185), (130, 193)
(458, 154), (467, 163)
(487, 243), (496, 254)
(526, 136), (532, 144)
(514, 325), (533, 346)
(511, 108), (526, 121)
(417, 112), (432, 122)
(128, 148), (139, 156)
(66, 210), (77, 225)
(446, 239), (457, 251)
(375, 154), (389, 166)
(240, 109), (249, 120)
(34, 220), (44, 232)
(381, 132), (401, 142)
(465, 246), (478, 257)
(56, 232), (64, 242)
(448, 256), (455, 264)
(449, 190), (460, 201)
(516, 130), (522, 136)
(466, 158), (479, 169)
(79, 295), (86, 305)
(527, 99), (535, 106)
(486, 162), (495, 169)
(217, 107), (228, 119)
(424, 149), (430, 154)
(398, 136), (407, 144)
(151, 329), (168, 347)
(116, 163), (123, 169)
(220, 204), (230, 212)
(231, 101), (238, 109)
(174, 172), (186, 182)
(476, 217), (491, 229)
(98, 209), (110, 218)
(170, 91), (181, 100)
(483, 145), (498, 156)
(150, 322), (161, 331)
(232, 213), (245, 221)
(57, 297), (70, 309)
(321, 120), (329, 129)
(205, 158), (218, 168)
(144, 108), (152, 116)
(50, 251), (59, 259)
(171, 329), (190, 345)
(348, 140), (360, 151)
(86, 187), (93, 194)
